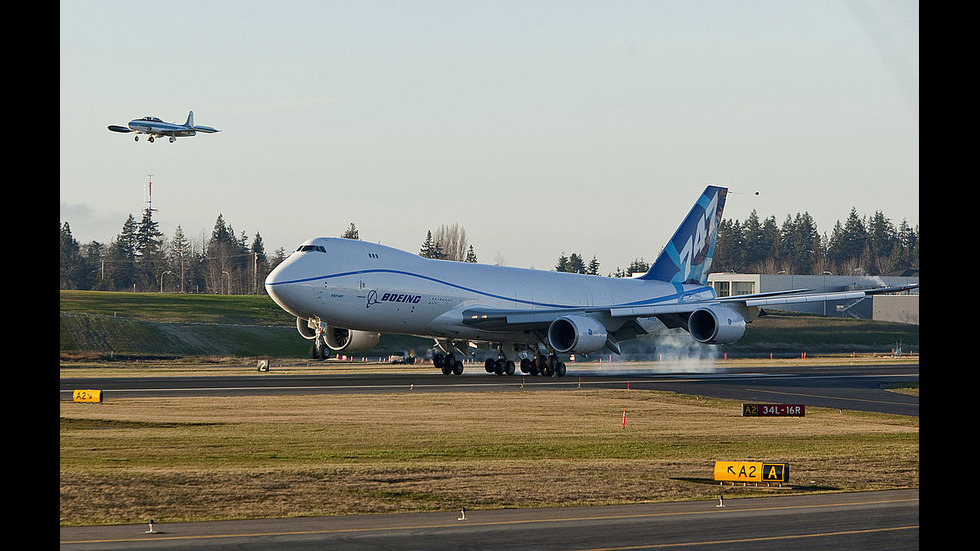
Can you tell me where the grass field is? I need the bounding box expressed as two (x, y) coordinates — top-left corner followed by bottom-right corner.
(59, 385), (918, 526)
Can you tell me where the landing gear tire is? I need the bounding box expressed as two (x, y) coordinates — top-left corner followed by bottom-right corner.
(435, 353), (463, 375)
(487, 358), (515, 376)
(547, 355), (566, 377)
(520, 358), (531, 374)
(310, 337), (328, 360)
(533, 354), (565, 377)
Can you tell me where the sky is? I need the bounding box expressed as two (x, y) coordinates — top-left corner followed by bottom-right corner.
(60, 0), (918, 272)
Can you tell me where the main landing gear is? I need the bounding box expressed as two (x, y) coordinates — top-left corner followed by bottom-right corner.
(431, 341), (566, 377)
(486, 354), (565, 377)
(433, 353), (464, 375)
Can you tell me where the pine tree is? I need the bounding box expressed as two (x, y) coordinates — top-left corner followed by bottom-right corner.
(587, 256), (600, 276)
(169, 226), (190, 293)
(106, 215), (139, 291)
(627, 258), (650, 276)
(342, 222), (359, 240)
(60, 222), (82, 289)
(420, 230), (436, 258)
(135, 208), (163, 259)
(741, 210), (766, 271)
(555, 252), (569, 272)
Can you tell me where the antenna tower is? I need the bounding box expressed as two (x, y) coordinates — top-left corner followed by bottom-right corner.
(144, 174), (158, 218)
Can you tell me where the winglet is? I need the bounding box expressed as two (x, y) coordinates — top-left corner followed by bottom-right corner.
(638, 185), (728, 285)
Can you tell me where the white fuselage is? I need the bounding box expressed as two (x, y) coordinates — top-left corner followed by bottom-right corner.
(265, 237), (713, 345)
(128, 119), (197, 137)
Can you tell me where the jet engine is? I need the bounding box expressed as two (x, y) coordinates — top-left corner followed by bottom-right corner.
(295, 318), (381, 352)
(548, 315), (608, 354)
(323, 326), (381, 353)
(296, 317), (318, 339)
(687, 306), (746, 344)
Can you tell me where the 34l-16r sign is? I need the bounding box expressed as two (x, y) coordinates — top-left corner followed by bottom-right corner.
(742, 403), (805, 417)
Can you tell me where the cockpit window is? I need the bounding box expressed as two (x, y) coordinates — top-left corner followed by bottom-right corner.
(296, 245), (326, 253)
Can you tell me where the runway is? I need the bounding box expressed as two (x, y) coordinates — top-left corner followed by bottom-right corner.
(60, 361), (918, 416)
(60, 488), (918, 550)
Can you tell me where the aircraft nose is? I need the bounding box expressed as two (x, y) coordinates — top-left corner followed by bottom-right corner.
(265, 257), (308, 317)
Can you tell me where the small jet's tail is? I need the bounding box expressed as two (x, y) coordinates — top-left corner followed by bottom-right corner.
(638, 185), (728, 285)
(185, 110), (219, 133)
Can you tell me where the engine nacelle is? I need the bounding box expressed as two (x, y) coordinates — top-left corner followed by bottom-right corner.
(687, 306), (746, 344)
(295, 318), (381, 353)
(323, 327), (381, 353)
(548, 315), (608, 354)
(296, 317), (318, 340)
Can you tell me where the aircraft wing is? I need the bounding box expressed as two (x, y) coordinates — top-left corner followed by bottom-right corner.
(107, 125), (133, 133)
(461, 307), (591, 330)
(608, 284), (918, 318)
(460, 284), (919, 331)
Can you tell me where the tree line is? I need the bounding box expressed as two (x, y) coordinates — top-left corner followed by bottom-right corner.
(712, 208), (918, 276)
(547, 208), (917, 278)
(60, 212), (285, 294)
(60, 207), (918, 294)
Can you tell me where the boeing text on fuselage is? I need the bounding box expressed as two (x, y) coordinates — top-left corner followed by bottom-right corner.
(367, 290), (423, 308)
(265, 185), (918, 376)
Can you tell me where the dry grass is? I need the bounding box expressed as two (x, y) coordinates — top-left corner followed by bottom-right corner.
(60, 389), (918, 526)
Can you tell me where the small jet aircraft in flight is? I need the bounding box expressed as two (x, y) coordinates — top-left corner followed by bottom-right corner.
(107, 111), (219, 143)
(265, 185), (918, 375)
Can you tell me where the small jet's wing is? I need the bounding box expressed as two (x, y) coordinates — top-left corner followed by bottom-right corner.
(107, 125), (133, 133)
(191, 125), (220, 133)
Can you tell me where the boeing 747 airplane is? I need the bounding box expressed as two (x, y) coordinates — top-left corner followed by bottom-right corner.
(265, 186), (917, 375)
(108, 111), (219, 143)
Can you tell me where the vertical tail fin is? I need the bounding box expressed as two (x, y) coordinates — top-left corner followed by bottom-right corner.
(185, 111), (194, 127)
(638, 185), (728, 285)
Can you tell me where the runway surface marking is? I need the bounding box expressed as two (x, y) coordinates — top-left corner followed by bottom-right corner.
(575, 525), (918, 550)
(743, 387), (917, 407)
(69, 371), (918, 395)
(61, 494), (917, 545)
